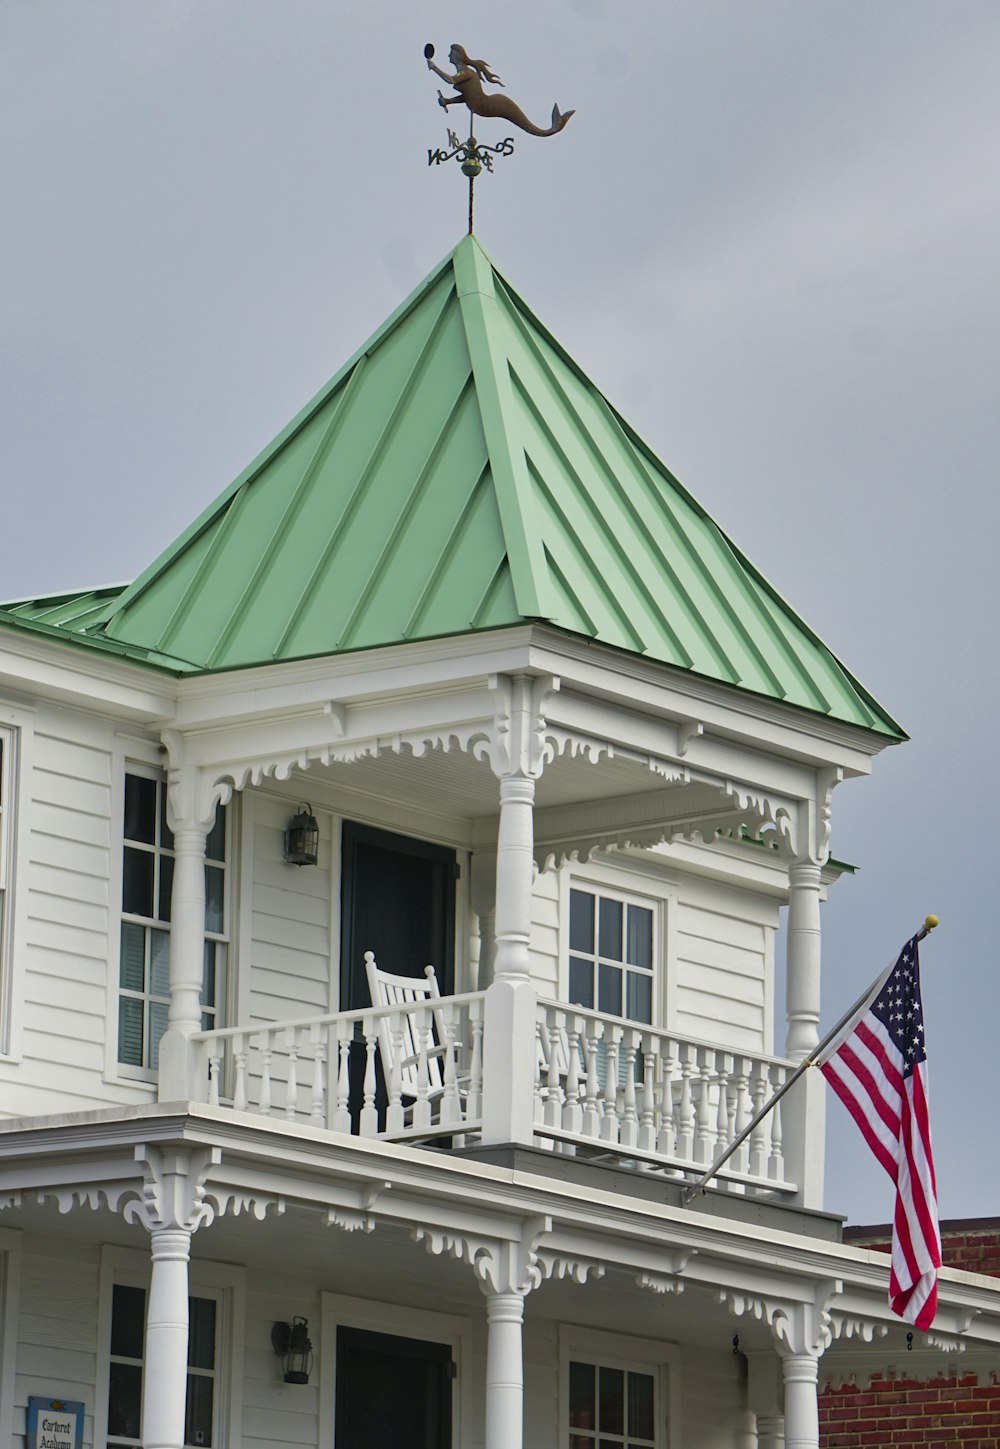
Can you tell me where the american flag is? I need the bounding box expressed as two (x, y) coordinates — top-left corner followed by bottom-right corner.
(819, 936), (941, 1329)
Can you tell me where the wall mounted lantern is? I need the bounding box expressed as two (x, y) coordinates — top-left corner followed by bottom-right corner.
(284, 804), (319, 866)
(271, 1316), (314, 1384)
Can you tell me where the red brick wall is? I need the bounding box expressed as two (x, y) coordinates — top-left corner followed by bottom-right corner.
(819, 1221), (1000, 1448)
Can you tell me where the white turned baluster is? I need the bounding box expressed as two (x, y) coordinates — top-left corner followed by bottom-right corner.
(657, 1037), (678, 1160)
(582, 1023), (602, 1140)
(749, 1060), (769, 1179)
(207, 1048), (221, 1107)
(677, 1042), (696, 1162)
(284, 1028), (300, 1120)
(600, 1026), (621, 1143)
(544, 1012), (564, 1130)
(468, 1005), (484, 1121)
(563, 1017), (583, 1135)
(441, 1009), (461, 1127)
(310, 1024), (326, 1126)
(732, 1057), (752, 1175)
(638, 1032), (656, 1153)
(385, 1019), (406, 1134)
(413, 1006), (432, 1131)
(533, 1020), (546, 1127)
(359, 1017), (379, 1136)
(333, 1028), (351, 1134)
(695, 1048), (714, 1164)
(620, 1028), (639, 1149)
(233, 1033), (248, 1112)
(259, 1035), (273, 1117)
(716, 1053), (733, 1155)
(768, 1066), (785, 1180)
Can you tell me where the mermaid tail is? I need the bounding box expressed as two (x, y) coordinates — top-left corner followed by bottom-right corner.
(470, 91), (575, 137)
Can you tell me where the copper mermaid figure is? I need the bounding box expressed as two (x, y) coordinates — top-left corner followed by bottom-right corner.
(427, 44), (574, 138)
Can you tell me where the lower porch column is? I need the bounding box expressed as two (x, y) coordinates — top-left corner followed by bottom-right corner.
(142, 1226), (193, 1449)
(757, 1412), (786, 1448)
(781, 1353), (819, 1449)
(485, 1291), (525, 1449)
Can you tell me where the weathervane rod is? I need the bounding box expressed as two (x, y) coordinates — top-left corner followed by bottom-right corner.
(679, 915), (940, 1205)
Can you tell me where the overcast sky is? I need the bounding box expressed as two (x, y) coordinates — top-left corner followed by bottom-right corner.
(3, 2), (999, 1226)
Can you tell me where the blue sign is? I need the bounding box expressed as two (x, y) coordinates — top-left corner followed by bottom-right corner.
(26, 1398), (84, 1449)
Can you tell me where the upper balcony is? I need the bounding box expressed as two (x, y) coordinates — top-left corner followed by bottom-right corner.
(194, 979), (797, 1196)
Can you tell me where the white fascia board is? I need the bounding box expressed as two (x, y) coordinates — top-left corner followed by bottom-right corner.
(0, 626), (177, 723)
(525, 629), (894, 775)
(170, 629), (540, 731)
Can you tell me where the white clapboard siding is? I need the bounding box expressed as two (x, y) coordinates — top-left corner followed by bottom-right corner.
(243, 1284), (320, 1449)
(249, 800), (333, 1027)
(14, 1238), (100, 1449)
(528, 868), (560, 991)
(673, 888), (770, 1053)
(18, 722), (115, 1100)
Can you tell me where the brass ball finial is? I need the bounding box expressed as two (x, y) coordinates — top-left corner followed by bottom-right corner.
(923, 914), (939, 932)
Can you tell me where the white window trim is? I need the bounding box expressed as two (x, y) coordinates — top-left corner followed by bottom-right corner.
(320, 1291), (473, 1449)
(93, 1244), (245, 1449)
(559, 1324), (681, 1449)
(109, 757), (236, 1086)
(562, 869), (665, 1030)
(0, 1227), (23, 1449)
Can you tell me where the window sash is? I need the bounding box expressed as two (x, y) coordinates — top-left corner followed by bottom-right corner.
(568, 886), (656, 1027)
(106, 1282), (219, 1449)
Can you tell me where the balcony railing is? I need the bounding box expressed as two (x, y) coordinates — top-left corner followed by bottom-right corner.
(194, 992), (796, 1194)
(534, 999), (793, 1193)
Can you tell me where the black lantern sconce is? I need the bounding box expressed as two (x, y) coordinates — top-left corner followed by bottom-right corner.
(271, 1316), (314, 1384)
(284, 804), (319, 867)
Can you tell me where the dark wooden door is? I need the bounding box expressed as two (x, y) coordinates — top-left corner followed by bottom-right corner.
(340, 821), (456, 1008)
(335, 1326), (453, 1449)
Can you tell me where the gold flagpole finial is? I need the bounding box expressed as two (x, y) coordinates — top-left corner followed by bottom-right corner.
(917, 915), (939, 940)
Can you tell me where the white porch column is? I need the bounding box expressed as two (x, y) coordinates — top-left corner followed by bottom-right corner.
(158, 821), (210, 1100)
(143, 1227), (192, 1449)
(158, 744), (219, 1103)
(782, 858), (825, 1207)
(785, 860), (821, 1061)
(471, 850), (498, 990)
(132, 1146), (217, 1449)
(480, 674), (555, 1147)
(747, 1349), (785, 1448)
(756, 1413), (786, 1448)
(485, 1291), (525, 1449)
(781, 1355), (819, 1449)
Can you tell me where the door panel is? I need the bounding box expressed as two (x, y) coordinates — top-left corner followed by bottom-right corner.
(335, 1326), (453, 1449)
(340, 822), (456, 1008)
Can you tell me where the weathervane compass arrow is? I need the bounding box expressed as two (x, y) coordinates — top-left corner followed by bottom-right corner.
(424, 42), (575, 234)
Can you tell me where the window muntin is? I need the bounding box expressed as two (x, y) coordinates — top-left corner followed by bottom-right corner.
(107, 1282), (218, 1448)
(569, 887), (654, 1024)
(568, 1359), (657, 1448)
(119, 770), (227, 1069)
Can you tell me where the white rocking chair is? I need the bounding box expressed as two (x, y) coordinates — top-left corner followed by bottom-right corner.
(364, 951), (463, 1131)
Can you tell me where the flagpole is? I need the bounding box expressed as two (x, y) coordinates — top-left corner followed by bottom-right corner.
(679, 915), (938, 1205)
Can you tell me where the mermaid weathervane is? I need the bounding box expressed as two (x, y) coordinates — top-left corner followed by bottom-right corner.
(424, 42), (575, 233)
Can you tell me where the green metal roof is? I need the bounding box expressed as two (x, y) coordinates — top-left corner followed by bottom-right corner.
(20, 236), (902, 737)
(2, 585), (128, 633)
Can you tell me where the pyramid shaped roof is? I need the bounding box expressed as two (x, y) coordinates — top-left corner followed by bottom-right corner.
(67, 236), (899, 737)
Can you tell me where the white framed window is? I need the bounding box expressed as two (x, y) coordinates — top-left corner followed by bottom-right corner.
(119, 767), (229, 1072)
(560, 1326), (679, 1449)
(95, 1248), (244, 1449)
(568, 883), (656, 1024)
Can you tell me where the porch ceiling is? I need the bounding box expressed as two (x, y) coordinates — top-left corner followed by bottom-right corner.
(293, 741), (701, 823)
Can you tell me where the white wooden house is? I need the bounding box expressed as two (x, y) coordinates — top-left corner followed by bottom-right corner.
(1, 236), (997, 1449)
